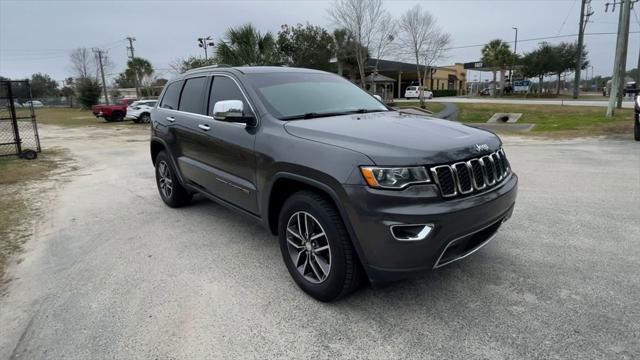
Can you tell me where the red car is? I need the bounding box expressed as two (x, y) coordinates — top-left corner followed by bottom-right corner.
(91, 98), (137, 122)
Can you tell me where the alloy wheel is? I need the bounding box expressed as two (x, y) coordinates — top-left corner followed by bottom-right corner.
(158, 160), (173, 199)
(285, 211), (331, 284)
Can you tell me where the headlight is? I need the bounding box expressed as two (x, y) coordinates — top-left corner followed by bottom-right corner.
(360, 166), (430, 189)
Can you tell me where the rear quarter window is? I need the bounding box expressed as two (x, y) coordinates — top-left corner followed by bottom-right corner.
(160, 81), (183, 110)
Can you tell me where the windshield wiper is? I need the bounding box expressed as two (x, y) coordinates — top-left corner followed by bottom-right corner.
(280, 109), (388, 120)
(280, 111), (352, 120)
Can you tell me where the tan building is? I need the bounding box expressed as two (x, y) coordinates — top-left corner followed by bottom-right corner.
(335, 59), (467, 98)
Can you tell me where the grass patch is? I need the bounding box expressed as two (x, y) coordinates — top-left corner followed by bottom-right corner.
(395, 101), (446, 114)
(458, 103), (634, 134)
(32, 107), (140, 128)
(0, 149), (72, 288)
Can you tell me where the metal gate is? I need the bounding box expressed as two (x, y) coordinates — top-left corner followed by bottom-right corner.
(0, 80), (41, 159)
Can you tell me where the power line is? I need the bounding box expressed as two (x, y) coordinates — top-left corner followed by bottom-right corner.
(445, 30), (640, 51)
(557, 0), (579, 35)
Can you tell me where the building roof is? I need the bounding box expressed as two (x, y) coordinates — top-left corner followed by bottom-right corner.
(363, 73), (396, 83)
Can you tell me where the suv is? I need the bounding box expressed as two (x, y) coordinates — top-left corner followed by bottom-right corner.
(404, 86), (433, 99)
(150, 66), (518, 301)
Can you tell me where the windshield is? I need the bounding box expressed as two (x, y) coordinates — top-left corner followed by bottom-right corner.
(246, 72), (388, 119)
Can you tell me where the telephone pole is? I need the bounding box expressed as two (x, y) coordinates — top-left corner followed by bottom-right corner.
(606, 0), (632, 116)
(126, 36), (136, 59)
(125, 36), (140, 98)
(93, 48), (109, 105)
(616, 2), (631, 108)
(573, 0), (593, 99)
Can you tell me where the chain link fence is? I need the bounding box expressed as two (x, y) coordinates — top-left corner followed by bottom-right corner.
(0, 80), (41, 159)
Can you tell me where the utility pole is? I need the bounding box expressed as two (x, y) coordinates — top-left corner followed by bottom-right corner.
(93, 48), (109, 105)
(616, 1), (631, 108)
(573, 0), (593, 99)
(126, 36), (136, 59)
(197, 36), (215, 60)
(510, 27), (518, 84)
(125, 36), (140, 98)
(606, 0), (632, 116)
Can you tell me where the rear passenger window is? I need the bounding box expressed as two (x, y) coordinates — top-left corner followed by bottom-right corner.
(160, 81), (182, 110)
(208, 76), (251, 116)
(179, 77), (207, 114)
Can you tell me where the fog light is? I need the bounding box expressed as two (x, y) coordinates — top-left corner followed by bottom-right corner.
(390, 224), (433, 241)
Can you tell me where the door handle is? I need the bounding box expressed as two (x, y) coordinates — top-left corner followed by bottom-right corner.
(166, 116), (175, 122)
(198, 124), (211, 131)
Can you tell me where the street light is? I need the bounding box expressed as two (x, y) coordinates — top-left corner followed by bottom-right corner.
(197, 36), (215, 60)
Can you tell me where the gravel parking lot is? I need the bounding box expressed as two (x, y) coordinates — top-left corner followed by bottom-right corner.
(1, 125), (639, 359)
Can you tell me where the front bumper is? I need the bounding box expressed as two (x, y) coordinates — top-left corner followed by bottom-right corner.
(343, 173), (518, 283)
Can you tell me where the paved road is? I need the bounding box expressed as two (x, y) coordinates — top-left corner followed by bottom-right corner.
(396, 97), (637, 109)
(1, 125), (639, 359)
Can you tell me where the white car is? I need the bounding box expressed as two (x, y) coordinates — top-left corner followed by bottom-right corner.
(126, 100), (157, 123)
(404, 86), (433, 100)
(23, 100), (44, 108)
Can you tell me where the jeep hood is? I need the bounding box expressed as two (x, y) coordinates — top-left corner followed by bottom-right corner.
(283, 111), (501, 165)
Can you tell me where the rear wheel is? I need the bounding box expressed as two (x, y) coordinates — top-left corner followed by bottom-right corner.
(155, 151), (192, 207)
(634, 116), (639, 141)
(278, 191), (362, 302)
(140, 113), (151, 124)
(111, 112), (124, 122)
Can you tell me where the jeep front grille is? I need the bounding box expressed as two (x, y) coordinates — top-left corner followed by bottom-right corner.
(430, 149), (511, 198)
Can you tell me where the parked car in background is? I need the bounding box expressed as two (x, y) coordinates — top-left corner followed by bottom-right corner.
(150, 66), (518, 301)
(126, 100), (157, 123)
(91, 98), (137, 122)
(23, 100), (44, 108)
(404, 86), (433, 100)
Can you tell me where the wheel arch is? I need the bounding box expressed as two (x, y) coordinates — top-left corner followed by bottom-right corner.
(265, 172), (369, 267)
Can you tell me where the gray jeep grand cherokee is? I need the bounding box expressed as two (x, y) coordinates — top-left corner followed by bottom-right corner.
(150, 66), (518, 301)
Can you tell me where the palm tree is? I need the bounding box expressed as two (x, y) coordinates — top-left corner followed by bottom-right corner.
(481, 39), (513, 96)
(125, 57), (153, 97)
(215, 24), (279, 66)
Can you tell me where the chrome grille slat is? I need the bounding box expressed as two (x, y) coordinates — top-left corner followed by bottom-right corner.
(430, 149), (511, 199)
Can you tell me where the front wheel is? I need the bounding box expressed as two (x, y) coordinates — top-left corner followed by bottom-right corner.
(278, 191), (362, 302)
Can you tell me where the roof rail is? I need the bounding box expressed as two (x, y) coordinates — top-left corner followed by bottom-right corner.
(184, 64), (233, 73)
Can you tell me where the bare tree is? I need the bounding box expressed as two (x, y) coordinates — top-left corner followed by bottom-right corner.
(69, 48), (96, 80)
(371, 11), (397, 72)
(397, 5), (450, 107)
(328, 0), (386, 88)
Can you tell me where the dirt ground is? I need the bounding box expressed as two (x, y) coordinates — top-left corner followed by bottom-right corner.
(1, 123), (639, 359)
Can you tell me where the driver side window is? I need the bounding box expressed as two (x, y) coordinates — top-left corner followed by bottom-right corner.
(208, 76), (252, 116)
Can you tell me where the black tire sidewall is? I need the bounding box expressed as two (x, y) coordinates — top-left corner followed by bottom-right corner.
(635, 117), (640, 141)
(278, 193), (351, 302)
(141, 113), (150, 123)
(154, 152), (190, 207)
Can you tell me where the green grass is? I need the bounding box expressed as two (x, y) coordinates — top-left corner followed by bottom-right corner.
(0, 149), (71, 287)
(395, 101), (446, 114)
(32, 107), (140, 128)
(458, 103), (634, 134)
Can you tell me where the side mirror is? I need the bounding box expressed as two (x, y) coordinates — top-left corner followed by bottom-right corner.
(373, 95), (383, 102)
(213, 100), (255, 126)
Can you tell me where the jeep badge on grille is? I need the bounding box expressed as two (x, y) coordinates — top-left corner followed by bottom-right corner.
(473, 143), (490, 153)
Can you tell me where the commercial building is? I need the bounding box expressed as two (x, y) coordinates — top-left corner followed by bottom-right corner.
(334, 58), (467, 99)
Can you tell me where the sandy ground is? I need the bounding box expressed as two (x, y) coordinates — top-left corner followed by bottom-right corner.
(1, 123), (639, 359)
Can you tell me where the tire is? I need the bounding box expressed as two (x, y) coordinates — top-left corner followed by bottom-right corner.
(140, 113), (151, 124)
(278, 191), (362, 302)
(132, 118), (141, 124)
(634, 116), (640, 141)
(111, 112), (124, 122)
(154, 151), (192, 207)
